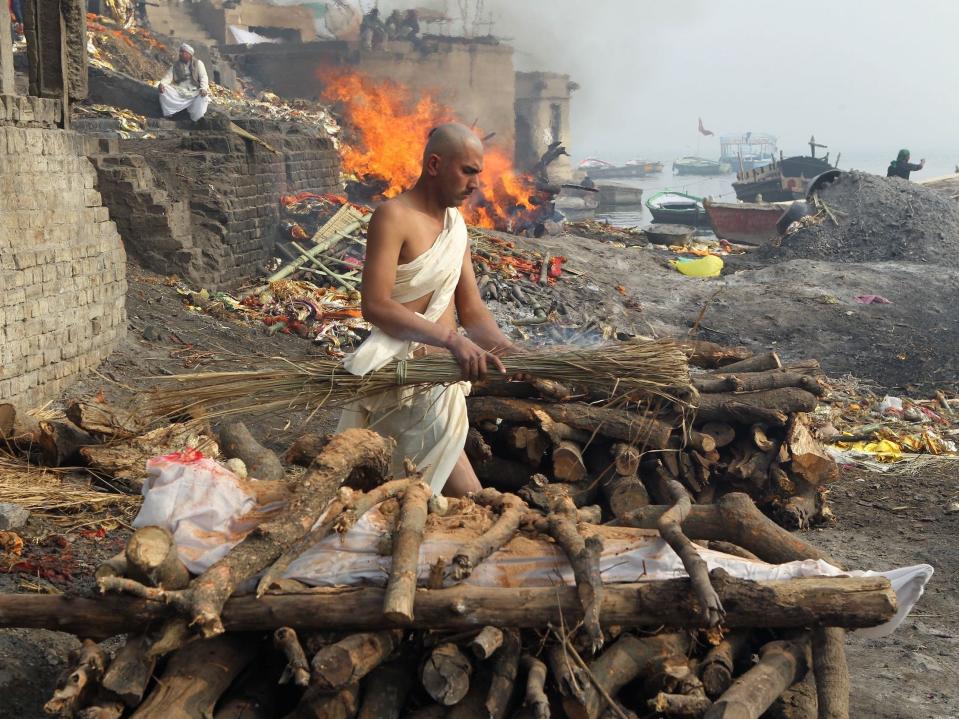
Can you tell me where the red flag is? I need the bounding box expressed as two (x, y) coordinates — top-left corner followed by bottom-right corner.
(698, 117), (714, 136)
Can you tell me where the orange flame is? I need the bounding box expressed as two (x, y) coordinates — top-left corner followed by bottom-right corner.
(318, 69), (534, 229)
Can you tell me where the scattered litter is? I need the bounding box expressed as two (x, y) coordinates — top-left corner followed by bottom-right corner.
(854, 295), (892, 305)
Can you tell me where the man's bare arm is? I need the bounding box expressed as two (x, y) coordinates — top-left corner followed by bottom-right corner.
(359, 203), (452, 348)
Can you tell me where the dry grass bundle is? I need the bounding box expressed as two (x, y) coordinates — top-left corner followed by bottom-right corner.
(0, 453), (140, 527)
(147, 339), (690, 422)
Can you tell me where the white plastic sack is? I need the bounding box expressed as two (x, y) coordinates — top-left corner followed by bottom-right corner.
(133, 453), (933, 638)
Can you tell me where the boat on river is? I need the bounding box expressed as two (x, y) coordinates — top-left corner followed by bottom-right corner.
(672, 156), (733, 176)
(645, 190), (707, 225)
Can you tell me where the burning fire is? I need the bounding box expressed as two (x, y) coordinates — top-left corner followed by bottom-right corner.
(318, 70), (534, 229)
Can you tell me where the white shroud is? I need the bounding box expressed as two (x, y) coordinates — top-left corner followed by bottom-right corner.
(336, 207), (470, 494)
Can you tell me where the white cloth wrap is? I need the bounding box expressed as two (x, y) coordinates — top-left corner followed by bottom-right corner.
(133, 455), (934, 639)
(336, 207), (471, 494)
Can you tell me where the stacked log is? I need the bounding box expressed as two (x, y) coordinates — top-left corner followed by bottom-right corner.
(467, 350), (837, 529)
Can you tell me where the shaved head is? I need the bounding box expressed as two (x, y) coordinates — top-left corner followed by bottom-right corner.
(423, 122), (483, 165)
(419, 122), (484, 208)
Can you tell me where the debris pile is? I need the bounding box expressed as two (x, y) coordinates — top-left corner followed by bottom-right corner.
(467, 342), (837, 530)
(0, 421), (897, 719)
(760, 171), (959, 263)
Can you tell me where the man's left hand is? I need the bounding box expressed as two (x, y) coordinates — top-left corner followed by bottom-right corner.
(200, 89), (208, 97)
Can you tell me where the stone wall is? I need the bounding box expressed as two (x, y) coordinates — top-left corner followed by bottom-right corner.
(0, 96), (127, 410)
(226, 39), (517, 158)
(515, 71), (574, 182)
(112, 118), (340, 287)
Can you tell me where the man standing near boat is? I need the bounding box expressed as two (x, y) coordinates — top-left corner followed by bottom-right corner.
(337, 123), (517, 498)
(886, 149), (925, 180)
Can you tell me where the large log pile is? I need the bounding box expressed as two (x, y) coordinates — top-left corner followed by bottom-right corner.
(467, 345), (836, 530)
(0, 344), (866, 718)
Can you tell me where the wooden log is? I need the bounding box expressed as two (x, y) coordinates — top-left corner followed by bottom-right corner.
(65, 400), (142, 439)
(218, 421), (285, 481)
(145, 617), (194, 660)
(94, 552), (127, 582)
(778, 480), (822, 531)
(693, 388), (819, 426)
(287, 682), (359, 719)
(474, 455), (535, 492)
(38, 420), (95, 466)
(469, 626), (504, 659)
(679, 340), (752, 369)
(101, 633), (155, 707)
(213, 660), (279, 719)
(131, 635), (257, 719)
(257, 478), (411, 597)
(710, 352), (782, 374)
(464, 427), (493, 464)
(3, 575), (897, 636)
(468, 397), (673, 449)
(125, 526), (191, 590)
(274, 626), (310, 687)
(616, 492), (839, 566)
(485, 628), (520, 719)
(699, 422), (735, 448)
(0, 403), (15, 436)
(767, 671), (818, 719)
(658, 479), (723, 626)
(284, 433), (331, 467)
(450, 489), (527, 582)
(311, 630), (403, 690)
(601, 473), (650, 520)
(564, 632), (691, 719)
(699, 632), (752, 699)
(80, 424), (220, 491)
(106, 429), (393, 638)
(553, 440), (588, 481)
(383, 479), (431, 624)
(812, 628), (849, 719)
(611, 443), (641, 476)
(705, 637), (810, 719)
(705, 541), (759, 561)
(648, 692), (711, 717)
(44, 639), (107, 718)
(520, 655), (550, 719)
(695, 371), (826, 397)
(546, 493), (604, 652)
(356, 659), (413, 719)
(546, 643), (588, 704)
(532, 409), (594, 445)
(787, 416), (838, 486)
(77, 701), (125, 719)
(422, 642), (472, 706)
(505, 426), (548, 466)
(0, 405), (40, 452)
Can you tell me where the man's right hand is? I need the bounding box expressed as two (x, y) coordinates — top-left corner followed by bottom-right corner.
(158, 84), (165, 94)
(445, 332), (506, 381)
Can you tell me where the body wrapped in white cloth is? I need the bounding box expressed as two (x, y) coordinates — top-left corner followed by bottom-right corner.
(336, 207), (470, 494)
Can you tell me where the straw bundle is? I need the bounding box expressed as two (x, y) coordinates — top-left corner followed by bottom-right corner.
(0, 453), (140, 527)
(147, 339), (690, 422)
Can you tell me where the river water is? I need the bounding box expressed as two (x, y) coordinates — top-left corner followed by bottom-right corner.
(579, 154), (958, 229)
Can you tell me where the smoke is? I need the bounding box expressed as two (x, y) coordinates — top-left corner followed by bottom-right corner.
(374, 1), (959, 166)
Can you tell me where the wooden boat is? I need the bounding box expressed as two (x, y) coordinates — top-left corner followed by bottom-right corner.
(644, 161), (665, 174)
(589, 164), (646, 179)
(645, 190), (708, 225)
(597, 184), (644, 207)
(720, 132), (778, 173)
(644, 223), (695, 245)
(672, 156), (733, 176)
(732, 155), (834, 202)
(703, 198), (786, 245)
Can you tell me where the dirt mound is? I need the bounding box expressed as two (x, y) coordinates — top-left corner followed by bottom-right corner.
(758, 171), (959, 263)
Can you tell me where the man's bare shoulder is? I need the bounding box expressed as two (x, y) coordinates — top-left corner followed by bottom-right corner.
(371, 195), (419, 222)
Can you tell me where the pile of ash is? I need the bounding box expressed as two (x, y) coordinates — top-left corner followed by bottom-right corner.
(759, 171), (959, 263)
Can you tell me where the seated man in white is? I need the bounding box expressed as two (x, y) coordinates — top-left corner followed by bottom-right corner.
(158, 43), (210, 122)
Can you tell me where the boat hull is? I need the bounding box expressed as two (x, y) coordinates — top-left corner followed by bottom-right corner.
(589, 165), (647, 179)
(597, 185), (644, 206)
(649, 207), (707, 225)
(704, 200), (784, 245)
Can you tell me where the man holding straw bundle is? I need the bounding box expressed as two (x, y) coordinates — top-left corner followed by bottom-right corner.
(336, 123), (518, 497)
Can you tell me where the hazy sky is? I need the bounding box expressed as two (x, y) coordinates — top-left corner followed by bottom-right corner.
(479, 0), (959, 167)
(370, 1), (958, 171)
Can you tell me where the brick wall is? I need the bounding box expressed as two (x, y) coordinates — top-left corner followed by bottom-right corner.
(0, 95), (127, 410)
(119, 119), (340, 287)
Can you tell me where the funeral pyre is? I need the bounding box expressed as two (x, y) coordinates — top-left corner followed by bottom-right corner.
(0, 340), (918, 719)
(318, 70), (564, 234)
